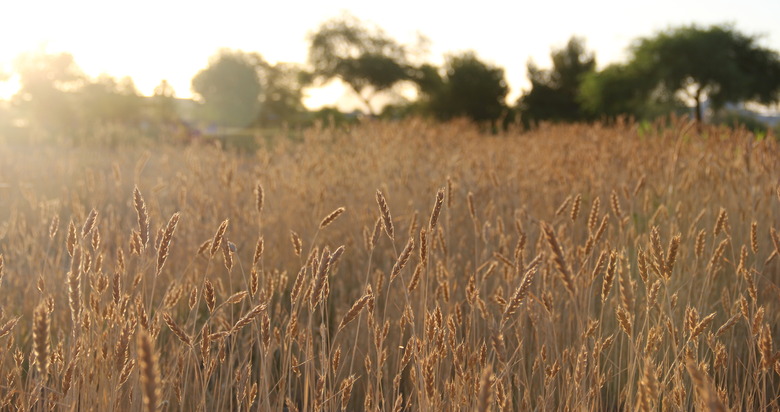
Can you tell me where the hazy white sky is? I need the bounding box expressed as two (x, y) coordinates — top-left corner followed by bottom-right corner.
(1, 0), (779, 109)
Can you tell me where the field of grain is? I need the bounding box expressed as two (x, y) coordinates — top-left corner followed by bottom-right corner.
(0, 117), (778, 411)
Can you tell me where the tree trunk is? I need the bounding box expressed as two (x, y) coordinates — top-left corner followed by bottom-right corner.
(360, 95), (376, 117)
(350, 86), (376, 117)
(694, 88), (702, 125)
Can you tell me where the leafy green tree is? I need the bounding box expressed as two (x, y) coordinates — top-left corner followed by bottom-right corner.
(192, 50), (264, 128)
(579, 64), (648, 119)
(151, 79), (178, 123)
(192, 50), (307, 128)
(308, 14), (409, 115)
(12, 51), (84, 132)
(443, 52), (509, 124)
(409, 63), (445, 99)
(257, 63), (307, 127)
(414, 52), (508, 126)
(518, 37), (596, 125)
(630, 24), (780, 123)
(579, 63), (686, 121)
(78, 74), (142, 126)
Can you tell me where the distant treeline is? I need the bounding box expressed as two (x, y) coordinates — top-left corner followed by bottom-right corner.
(1, 16), (779, 143)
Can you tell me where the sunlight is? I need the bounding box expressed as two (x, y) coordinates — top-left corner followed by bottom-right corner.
(0, 1), (773, 97)
(0, 0), (778, 114)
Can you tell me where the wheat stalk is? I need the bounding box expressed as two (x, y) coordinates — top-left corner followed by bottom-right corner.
(310, 246), (341, 308)
(67, 220), (77, 257)
(615, 306), (632, 337)
(601, 251), (617, 302)
(68, 246), (82, 330)
(290, 231), (302, 257)
(252, 237), (264, 268)
(390, 236), (415, 282)
(714, 207), (728, 238)
(338, 293), (372, 332)
(610, 190), (623, 220)
(429, 188), (445, 230)
(232, 302), (268, 334)
(376, 190), (394, 240)
(0, 317), (19, 339)
(156, 212), (180, 276)
(477, 367), (494, 412)
(210, 219), (229, 257)
(542, 222), (575, 295)
(503, 264), (537, 321)
(319, 206), (346, 229)
(137, 329), (161, 412)
(555, 195), (572, 217)
(163, 313), (191, 345)
(81, 208), (98, 238)
(255, 183), (264, 214)
(204, 279), (216, 313)
(134, 186), (150, 248)
(340, 375), (357, 411)
(570, 193), (582, 221)
(33, 302), (50, 378)
(49, 215), (59, 239)
(407, 263), (423, 293)
(587, 197), (600, 233)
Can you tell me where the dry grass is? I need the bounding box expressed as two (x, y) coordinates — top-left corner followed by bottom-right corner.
(0, 117), (778, 410)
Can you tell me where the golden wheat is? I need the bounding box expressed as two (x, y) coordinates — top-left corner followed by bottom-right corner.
(0, 119), (776, 411)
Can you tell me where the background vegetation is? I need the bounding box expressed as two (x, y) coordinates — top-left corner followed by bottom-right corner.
(1, 18), (779, 142)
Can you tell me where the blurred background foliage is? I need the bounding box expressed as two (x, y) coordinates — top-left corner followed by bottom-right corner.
(0, 16), (779, 145)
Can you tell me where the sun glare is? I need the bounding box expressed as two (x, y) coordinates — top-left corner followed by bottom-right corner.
(0, 0), (778, 111)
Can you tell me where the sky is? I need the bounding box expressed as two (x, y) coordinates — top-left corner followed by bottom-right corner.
(1, 0), (779, 110)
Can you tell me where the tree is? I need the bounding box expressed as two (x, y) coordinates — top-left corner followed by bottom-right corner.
(257, 63), (307, 127)
(410, 63), (445, 99)
(192, 50), (307, 128)
(415, 52), (508, 126)
(78, 74), (142, 126)
(192, 50), (264, 128)
(308, 14), (409, 115)
(151, 79), (178, 123)
(579, 64), (655, 119)
(12, 51), (84, 132)
(630, 24), (780, 123)
(519, 37), (596, 125)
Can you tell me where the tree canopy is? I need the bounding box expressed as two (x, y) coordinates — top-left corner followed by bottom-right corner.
(519, 37), (596, 125)
(257, 62), (307, 127)
(578, 63), (660, 119)
(191, 50), (307, 128)
(150, 80), (178, 123)
(308, 14), (409, 115)
(12, 51), (84, 132)
(628, 24), (780, 122)
(191, 50), (264, 128)
(78, 75), (142, 126)
(411, 52), (508, 126)
(4, 20), (780, 140)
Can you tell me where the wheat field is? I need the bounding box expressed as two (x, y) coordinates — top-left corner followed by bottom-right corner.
(0, 117), (778, 411)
